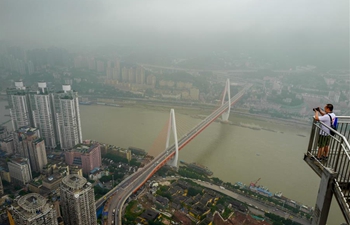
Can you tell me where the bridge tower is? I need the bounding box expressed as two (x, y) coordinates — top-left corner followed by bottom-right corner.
(221, 79), (231, 121)
(166, 109), (179, 168)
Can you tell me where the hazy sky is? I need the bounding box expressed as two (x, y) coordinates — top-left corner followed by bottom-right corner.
(0, 0), (349, 67)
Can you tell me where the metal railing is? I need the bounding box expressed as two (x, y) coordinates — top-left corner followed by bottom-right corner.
(305, 116), (350, 222)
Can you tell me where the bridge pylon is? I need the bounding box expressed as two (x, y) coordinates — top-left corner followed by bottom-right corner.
(221, 78), (231, 121)
(166, 109), (179, 169)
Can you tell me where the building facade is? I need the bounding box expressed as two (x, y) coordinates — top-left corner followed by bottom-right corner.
(6, 82), (83, 151)
(64, 143), (101, 175)
(7, 81), (31, 130)
(60, 174), (97, 225)
(13, 126), (47, 173)
(8, 193), (58, 225)
(0, 177), (3, 196)
(8, 157), (32, 185)
(55, 85), (83, 150)
(29, 82), (57, 149)
(0, 138), (14, 154)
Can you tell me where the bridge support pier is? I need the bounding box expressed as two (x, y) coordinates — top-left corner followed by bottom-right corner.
(312, 168), (338, 225)
(166, 109), (179, 169)
(221, 79), (231, 121)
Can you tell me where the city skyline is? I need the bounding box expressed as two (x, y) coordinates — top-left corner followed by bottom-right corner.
(0, 0), (348, 224)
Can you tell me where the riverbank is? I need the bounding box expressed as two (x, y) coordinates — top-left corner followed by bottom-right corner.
(91, 100), (311, 129)
(78, 102), (342, 224)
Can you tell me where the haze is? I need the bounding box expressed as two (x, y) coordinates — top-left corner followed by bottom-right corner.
(0, 0), (349, 68)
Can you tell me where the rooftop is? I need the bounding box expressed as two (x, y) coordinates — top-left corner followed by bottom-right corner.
(17, 193), (46, 211)
(17, 126), (38, 135)
(71, 143), (99, 154)
(61, 174), (87, 189)
(12, 193), (54, 222)
(44, 174), (62, 184)
(10, 157), (30, 165)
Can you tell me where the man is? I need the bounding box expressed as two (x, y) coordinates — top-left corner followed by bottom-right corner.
(314, 104), (336, 160)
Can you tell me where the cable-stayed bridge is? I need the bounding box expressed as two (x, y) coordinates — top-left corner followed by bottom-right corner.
(94, 77), (350, 224)
(96, 80), (251, 224)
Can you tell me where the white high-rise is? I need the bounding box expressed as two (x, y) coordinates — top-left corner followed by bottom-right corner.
(29, 82), (57, 149)
(56, 85), (82, 150)
(7, 82), (83, 151)
(7, 81), (31, 130)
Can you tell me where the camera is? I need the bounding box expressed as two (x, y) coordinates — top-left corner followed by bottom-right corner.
(313, 107), (320, 112)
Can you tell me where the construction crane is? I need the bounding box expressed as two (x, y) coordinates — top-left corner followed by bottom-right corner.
(250, 178), (261, 187)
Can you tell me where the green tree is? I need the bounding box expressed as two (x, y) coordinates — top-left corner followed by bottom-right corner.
(187, 187), (202, 197)
(148, 220), (163, 225)
(99, 175), (112, 183)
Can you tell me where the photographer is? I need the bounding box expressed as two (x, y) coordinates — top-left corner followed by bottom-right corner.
(314, 104), (336, 160)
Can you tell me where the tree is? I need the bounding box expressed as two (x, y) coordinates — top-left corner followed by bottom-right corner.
(99, 175), (112, 183)
(187, 187), (202, 197)
(130, 158), (141, 167)
(148, 220), (163, 225)
(212, 177), (223, 185)
(94, 186), (108, 196)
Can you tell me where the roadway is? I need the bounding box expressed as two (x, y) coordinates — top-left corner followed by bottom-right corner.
(188, 179), (311, 225)
(99, 85), (251, 224)
(139, 63), (257, 74)
(157, 177), (311, 225)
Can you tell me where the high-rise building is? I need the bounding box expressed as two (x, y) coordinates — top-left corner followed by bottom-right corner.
(1, 124), (14, 154)
(112, 67), (120, 80)
(74, 56), (83, 68)
(113, 59), (120, 80)
(0, 136), (14, 154)
(136, 66), (145, 84)
(7, 46), (26, 61)
(29, 82), (57, 149)
(60, 174), (97, 225)
(8, 193), (58, 225)
(55, 85), (82, 150)
(13, 127), (41, 154)
(114, 59), (120, 70)
(121, 67), (129, 82)
(13, 126), (47, 173)
(190, 88), (200, 100)
(106, 67), (113, 79)
(15, 59), (26, 75)
(107, 60), (113, 68)
(128, 67), (136, 83)
(146, 75), (156, 87)
(87, 57), (96, 70)
(27, 60), (35, 75)
(8, 157), (32, 185)
(0, 126), (9, 139)
(0, 176), (3, 195)
(7, 82), (83, 151)
(7, 81), (31, 130)
(27, 48), (47, 68)
(96, 60), (105, 73)
(64, 143), (101, 175)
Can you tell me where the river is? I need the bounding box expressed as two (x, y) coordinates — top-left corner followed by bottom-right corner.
(0, 101), (344, 224)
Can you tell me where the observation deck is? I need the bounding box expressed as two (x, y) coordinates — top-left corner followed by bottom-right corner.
(304, 116), (350, 224)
